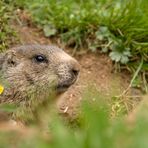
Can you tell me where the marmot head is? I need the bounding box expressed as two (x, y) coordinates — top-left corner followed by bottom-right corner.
(0, 45), (80, 103)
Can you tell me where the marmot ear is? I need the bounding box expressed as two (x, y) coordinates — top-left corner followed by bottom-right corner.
(5, 50), (18, 67)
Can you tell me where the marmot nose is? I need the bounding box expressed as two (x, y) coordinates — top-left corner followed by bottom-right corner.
(56, 55), (80, 93)
(70, 60), (80, 83)
(70, 67), (80, 83)
(71, 69), (79, 78)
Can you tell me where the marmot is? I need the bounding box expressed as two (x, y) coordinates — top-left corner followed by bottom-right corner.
(0, 45), (80, 106)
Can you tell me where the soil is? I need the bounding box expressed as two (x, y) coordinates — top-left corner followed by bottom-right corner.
(11, 11), (142, 121)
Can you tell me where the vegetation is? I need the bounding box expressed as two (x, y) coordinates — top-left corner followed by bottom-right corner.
(0, 92), (148, 148)
(0, 0), (17, 51)
(13, 0), (148, 64)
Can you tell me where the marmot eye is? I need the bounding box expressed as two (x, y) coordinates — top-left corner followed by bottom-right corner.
(34, 55), (47, 63)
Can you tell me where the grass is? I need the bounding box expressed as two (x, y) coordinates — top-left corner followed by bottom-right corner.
(0, 90), (148, 148)
(0, 0), (17, 51)
(11, 0), (148, 92)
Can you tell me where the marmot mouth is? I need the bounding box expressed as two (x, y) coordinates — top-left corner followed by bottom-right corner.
(56, 77), (77, 94)
(56, 84), (72, 93)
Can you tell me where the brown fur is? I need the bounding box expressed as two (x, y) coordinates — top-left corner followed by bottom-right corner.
(0, 45), (80, 105)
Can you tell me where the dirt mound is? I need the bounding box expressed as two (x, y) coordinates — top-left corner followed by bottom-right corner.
(11, 15), (142, 120)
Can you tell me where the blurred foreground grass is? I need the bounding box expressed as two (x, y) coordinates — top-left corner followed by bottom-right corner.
(0, 90), (148, 148)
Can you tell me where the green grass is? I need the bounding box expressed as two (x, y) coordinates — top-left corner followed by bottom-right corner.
(0, 0), (17, 51)
(13, 0), (148, 63)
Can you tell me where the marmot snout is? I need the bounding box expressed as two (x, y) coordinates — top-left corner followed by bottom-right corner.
(0, 45), (80, 104)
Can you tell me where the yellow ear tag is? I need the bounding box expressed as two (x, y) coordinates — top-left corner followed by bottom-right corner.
(0, 85), (4, 95)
